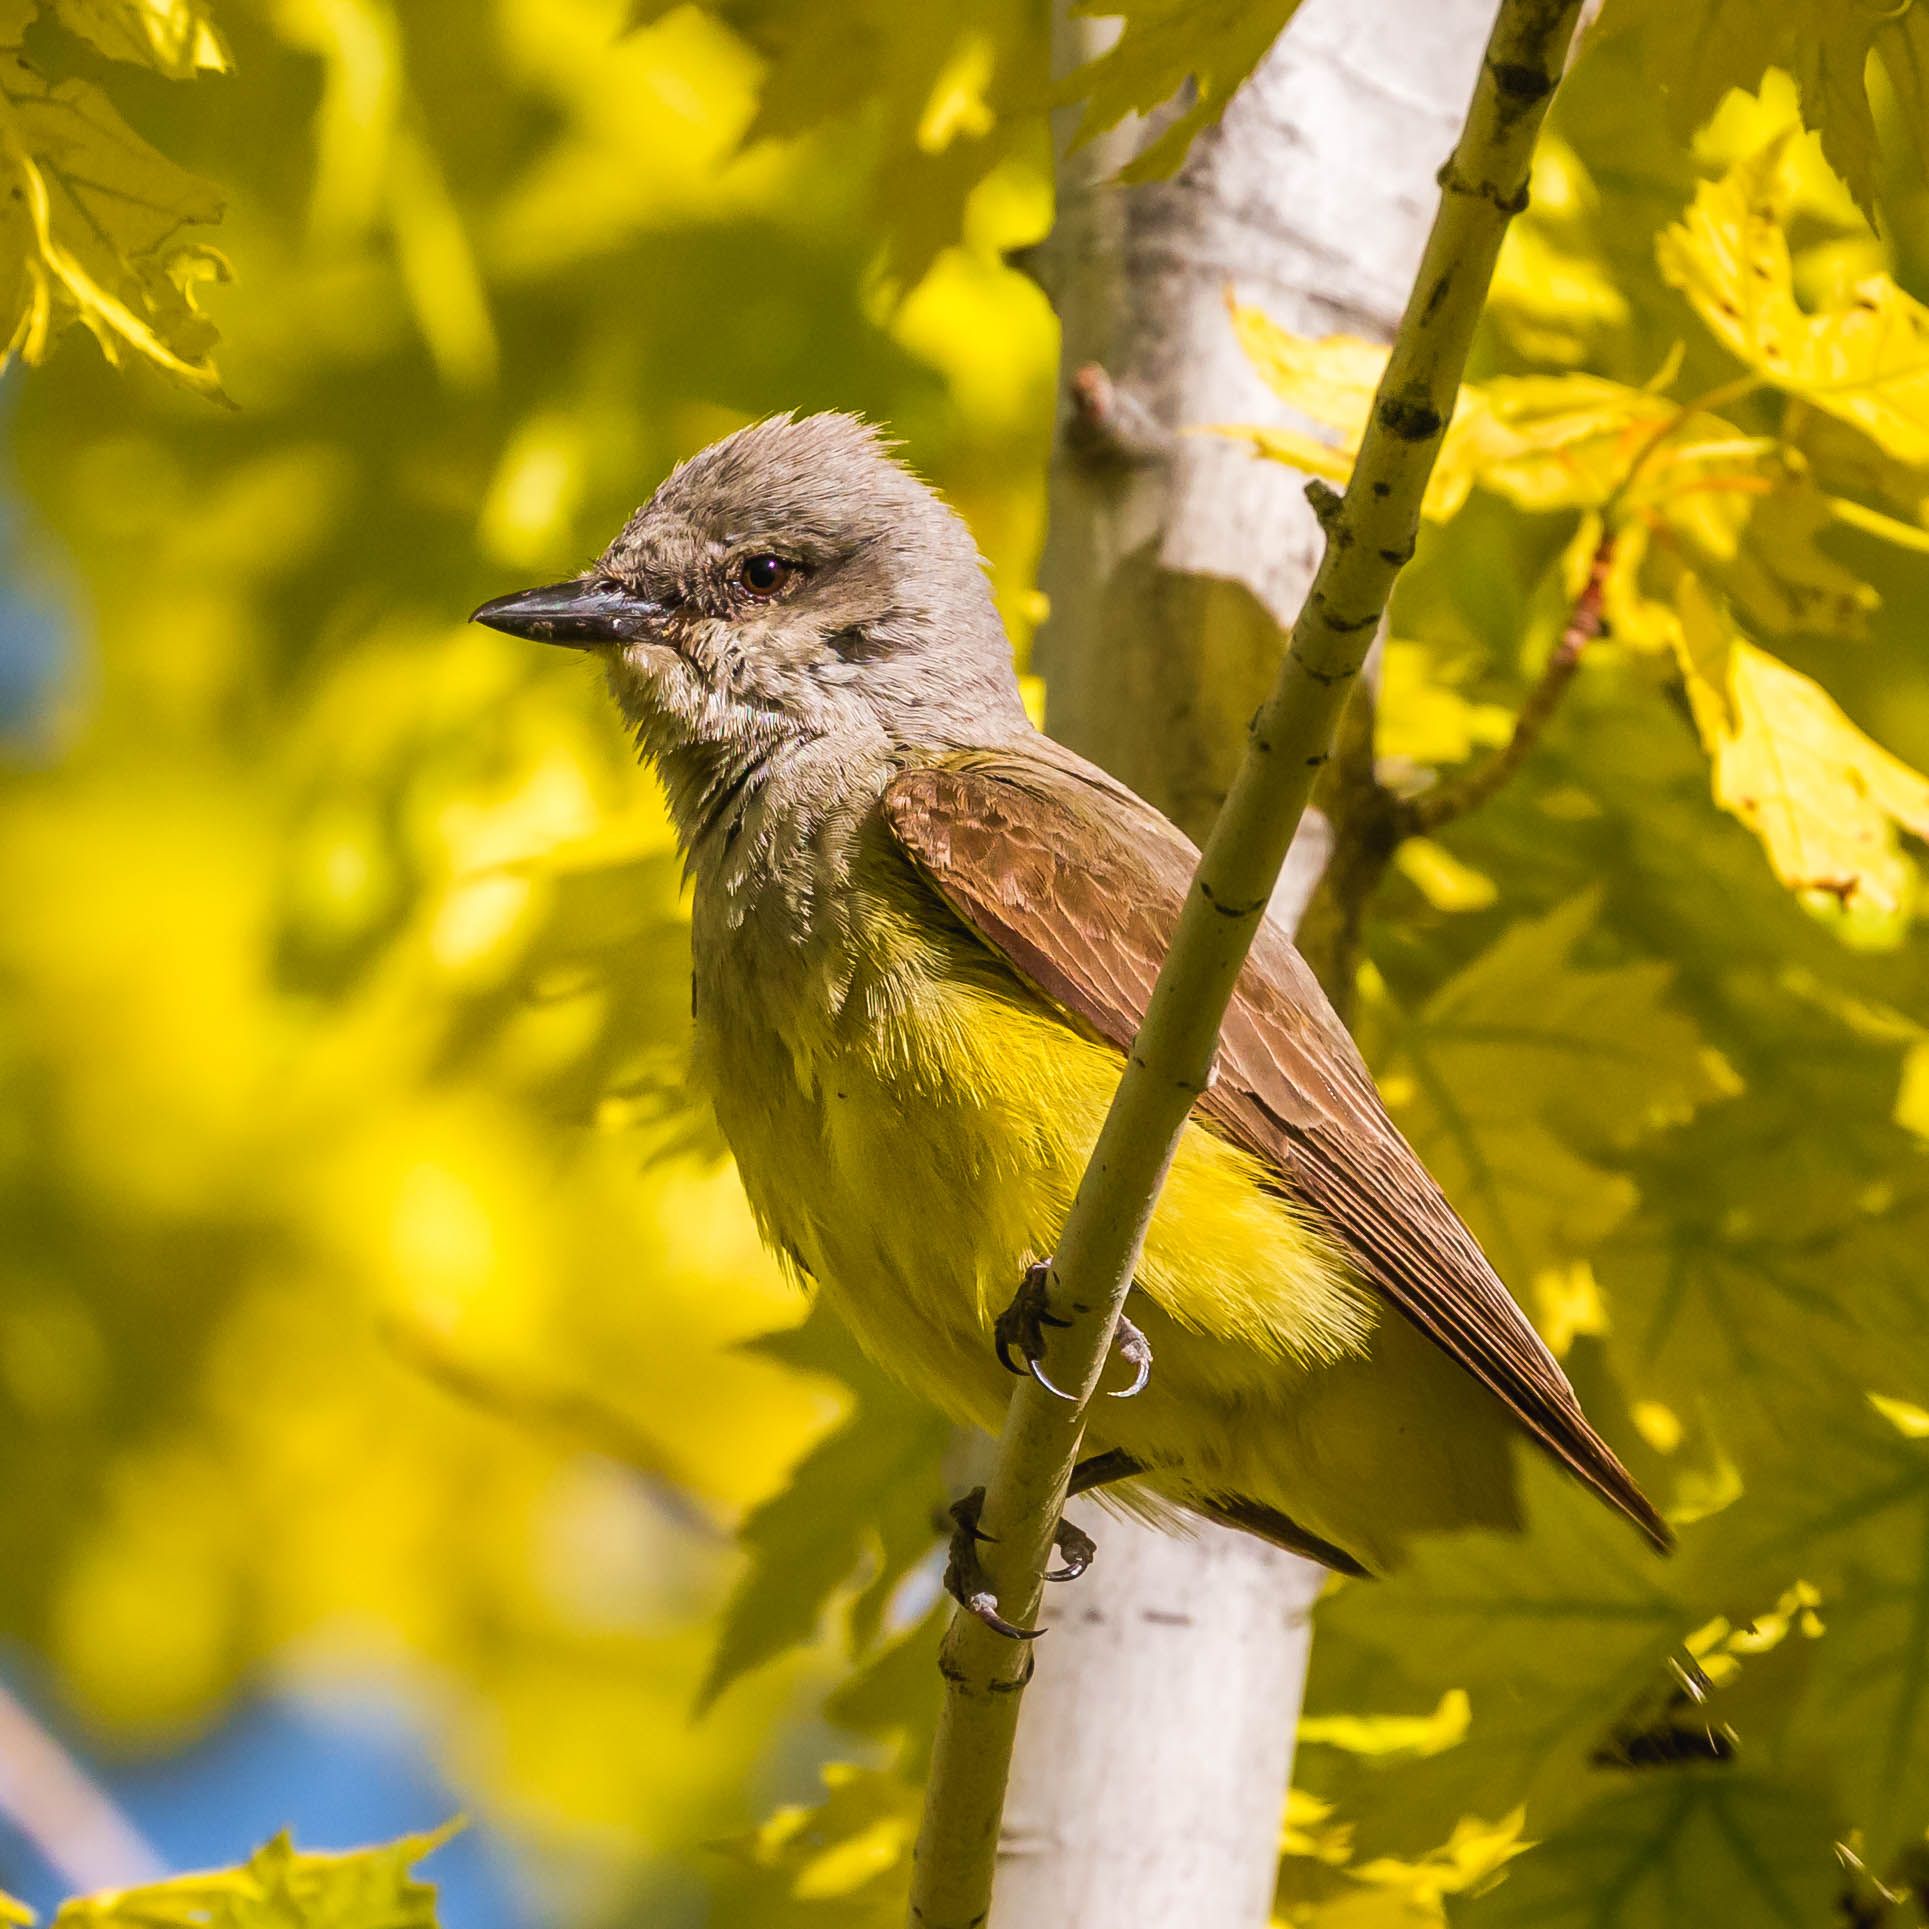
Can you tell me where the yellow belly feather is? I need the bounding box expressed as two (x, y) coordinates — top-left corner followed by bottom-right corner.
(696, 845), (1519, 1571)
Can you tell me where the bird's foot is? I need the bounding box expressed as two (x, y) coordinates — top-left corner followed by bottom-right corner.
(993, 1260), (1153, 1401)
(942, 1486), (1099, 1641)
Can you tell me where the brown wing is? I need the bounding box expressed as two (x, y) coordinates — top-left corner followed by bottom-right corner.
(883, 746), (1671, 1553)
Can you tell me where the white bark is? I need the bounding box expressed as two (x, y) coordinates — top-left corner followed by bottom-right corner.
(995, 5), (1494, 1924)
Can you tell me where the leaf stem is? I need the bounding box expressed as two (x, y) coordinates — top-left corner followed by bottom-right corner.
(1410, 523), (1615, 834)
(906, 3), (1590, 1922)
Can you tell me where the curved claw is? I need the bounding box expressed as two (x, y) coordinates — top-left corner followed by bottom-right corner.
(959, 1590), (1046, 1641)
(994, 1260), (1072, 1384)
(1107, 1315), (1153, 1400)
(1027, 1355), (1078, 1402)
(1044, 1519), (1097, 1583)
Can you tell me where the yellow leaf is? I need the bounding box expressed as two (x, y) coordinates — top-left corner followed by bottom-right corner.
(0, 44), (226, 392)
(1672, 576), (1929, 915)
(1896, 1039), (1929, 1141)
(1659, 138), (1929, 466)
(1353, 1808), (1533, 1911)
(51, 1825), (459, 1928)
(0, 1893), (33, 1928)
(52, 0), (230, 77)
(1299, 1689), (1470, 1760)
(1226, 301), (1386, 440)
(1870, 1391), (1929, 1440)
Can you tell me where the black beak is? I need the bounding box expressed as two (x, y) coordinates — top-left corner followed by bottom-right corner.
(470, 577), (663, 648)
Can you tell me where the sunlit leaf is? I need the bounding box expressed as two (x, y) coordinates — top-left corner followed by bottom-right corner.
(1672, 575), (1929, 915)
(1659, 138), (1929, 467)
(50, 1826), (458, 1929)
(51, 0), (229, 77)
(0, 23), (225, 390)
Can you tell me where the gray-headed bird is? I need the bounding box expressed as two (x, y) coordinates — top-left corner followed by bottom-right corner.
(473, 413), (1669, 1634)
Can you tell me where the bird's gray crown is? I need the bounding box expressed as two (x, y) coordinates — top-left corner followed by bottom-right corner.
(475, 413), (1028, 818)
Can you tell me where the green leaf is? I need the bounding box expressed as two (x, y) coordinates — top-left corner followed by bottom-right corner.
(1659, 138), (1929, 468)
(51, 0), (230, 77)
(1371, 893), (1733, 1290)
(0, 31), (226, 392)
(1315, 1462), (1694, 1833)
(1671, 575), (1929, 917)
(50, 1826), (459, 1929)
(1452, 1773), (1844, 1927)
(718, 1762), (918, 1925)
(1593, 0), (1888, 216)
(1060, 0), (1305, 182)
(1707, 1402), (1929, 1865)
(701, 1303), (952, 1705)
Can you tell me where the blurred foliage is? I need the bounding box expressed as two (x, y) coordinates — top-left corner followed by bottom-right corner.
(36, 1827), (454, 1929)
(2, 2), (1929, 1927)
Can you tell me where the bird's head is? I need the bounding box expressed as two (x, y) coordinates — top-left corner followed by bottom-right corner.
(472, 413), (1026, 771)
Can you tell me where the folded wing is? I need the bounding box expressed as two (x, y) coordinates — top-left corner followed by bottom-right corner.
(883, 746), (1670, 1552)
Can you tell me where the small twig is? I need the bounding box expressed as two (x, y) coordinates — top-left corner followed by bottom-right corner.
(1408, 524), (1615, 835)
(1064, 362), (1172, 468)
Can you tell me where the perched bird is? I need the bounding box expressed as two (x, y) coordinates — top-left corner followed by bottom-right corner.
(473, 413), (1669, 1631)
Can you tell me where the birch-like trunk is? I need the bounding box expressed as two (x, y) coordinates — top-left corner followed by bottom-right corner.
(995, 5), (1494, 1922)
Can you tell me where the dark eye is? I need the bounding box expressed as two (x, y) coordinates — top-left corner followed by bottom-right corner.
(735, 553), (794, 598)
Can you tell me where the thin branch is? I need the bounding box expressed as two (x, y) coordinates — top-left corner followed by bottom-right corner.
(906, 3), (1589, 1923)
(1408, 522), (1615, 835)
(0, 1680), (166, 1897)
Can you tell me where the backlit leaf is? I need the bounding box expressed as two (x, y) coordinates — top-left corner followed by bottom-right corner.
(51, 0), (229, 77)
(50, 1826), (458, 1929)
(1672, 575), (1929, 915)
(1659, 138), (1929, 467)
(0, 25), (225, 391)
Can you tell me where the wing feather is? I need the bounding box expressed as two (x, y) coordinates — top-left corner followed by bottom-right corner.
(883, 748), (1671, 1552)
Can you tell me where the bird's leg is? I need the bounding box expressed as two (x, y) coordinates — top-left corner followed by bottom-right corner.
(994, 1260), (1153, 1401)
(942, 1485), (1099, 1641)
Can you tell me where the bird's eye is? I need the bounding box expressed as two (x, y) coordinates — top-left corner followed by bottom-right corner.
(735, 553), (794, 598)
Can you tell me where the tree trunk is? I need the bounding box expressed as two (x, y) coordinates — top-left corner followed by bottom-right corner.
(994, 4), (1494, 1922)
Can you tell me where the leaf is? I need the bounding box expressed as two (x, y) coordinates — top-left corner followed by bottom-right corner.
(1706, 1404), (1929, 1865)
(51, 0), (230, 77)
(1452, 1773), (1843, 1927)
(718, 1762), (918, 1925)
(50, 1826), (459, 1928)
(1671, 575), (1929, 915)
(1314, 1461), (1694, 1832)
(700, 1303), (952, 1705)
(1593, 0), (1888, 216)
(0, 31), (226, 392)
(0, 1895), (33, 1929)
(1372, 893), (1732, 1290)
(1659, 139), (1929, 468)
(1059, 0), (1305, 182)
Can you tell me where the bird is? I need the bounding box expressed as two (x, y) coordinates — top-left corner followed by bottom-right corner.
(472, 411), (1670, 1634)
